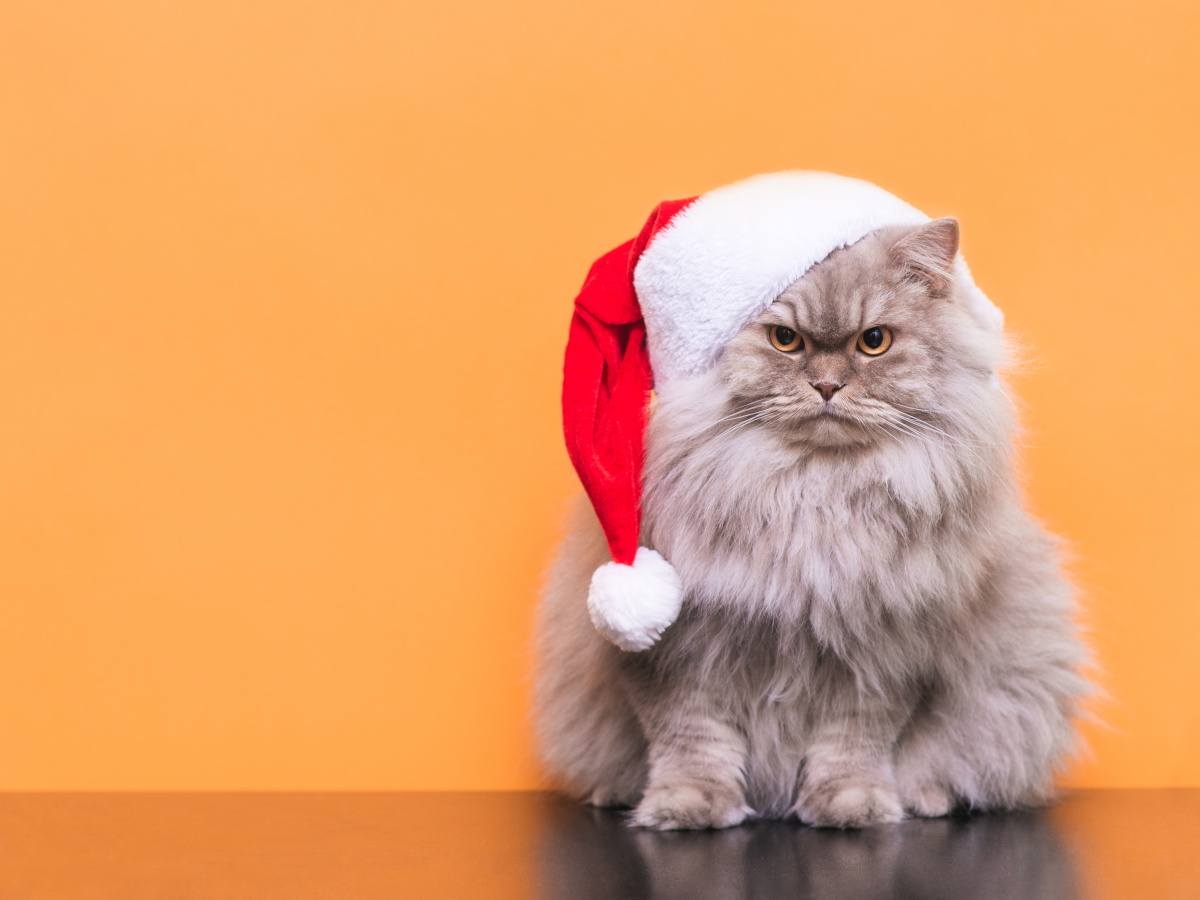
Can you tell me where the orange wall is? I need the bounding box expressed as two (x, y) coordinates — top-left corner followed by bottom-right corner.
(0, 0), (1196, 789)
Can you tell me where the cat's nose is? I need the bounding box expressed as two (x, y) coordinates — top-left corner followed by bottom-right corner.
(810, 381), (843, 402)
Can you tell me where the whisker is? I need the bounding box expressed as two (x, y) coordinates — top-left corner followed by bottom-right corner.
(893, 412), (991, 453)
(704, 398), (779, 431)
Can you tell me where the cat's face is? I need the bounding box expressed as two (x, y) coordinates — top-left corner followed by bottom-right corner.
(716, 219), (996, 450)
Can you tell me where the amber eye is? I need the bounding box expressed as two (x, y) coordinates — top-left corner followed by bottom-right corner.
(769, 325), (804, 353)
(857, 326), (893, 356)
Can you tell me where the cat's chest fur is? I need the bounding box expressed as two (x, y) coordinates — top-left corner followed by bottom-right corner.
(643, 425), (989, 649)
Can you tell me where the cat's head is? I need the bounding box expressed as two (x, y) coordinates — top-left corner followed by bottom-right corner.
(708, 219), (1008, 451)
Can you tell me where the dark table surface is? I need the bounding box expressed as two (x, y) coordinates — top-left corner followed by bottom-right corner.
(1, 790), (1197, 898)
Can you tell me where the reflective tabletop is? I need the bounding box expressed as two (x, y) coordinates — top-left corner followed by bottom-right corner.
(1, 790), (1196, 898)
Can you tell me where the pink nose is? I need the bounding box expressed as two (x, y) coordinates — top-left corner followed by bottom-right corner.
(810, 381), (843, 402)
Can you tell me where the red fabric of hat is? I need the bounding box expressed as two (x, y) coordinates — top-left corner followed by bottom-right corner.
(562, 197), (694, 567)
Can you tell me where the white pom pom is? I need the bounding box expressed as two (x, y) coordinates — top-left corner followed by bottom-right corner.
(587, 547), (683, 652)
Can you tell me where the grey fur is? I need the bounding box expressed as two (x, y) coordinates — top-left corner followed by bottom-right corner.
(534, 221), (1090, 829)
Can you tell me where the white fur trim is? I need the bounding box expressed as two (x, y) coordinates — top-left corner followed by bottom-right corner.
(954, 257), (1005, 332)
(634, 171), (1002, 381)
(588, 547), (683, 652)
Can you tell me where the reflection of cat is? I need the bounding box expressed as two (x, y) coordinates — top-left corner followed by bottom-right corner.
(537, 798), (1081, 900)
(535, 219), (1089, 828)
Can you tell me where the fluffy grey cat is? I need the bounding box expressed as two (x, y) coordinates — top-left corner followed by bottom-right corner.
(534, 218), (1088, 829)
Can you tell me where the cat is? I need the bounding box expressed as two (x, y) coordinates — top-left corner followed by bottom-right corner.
(534, 217), (1089, 829)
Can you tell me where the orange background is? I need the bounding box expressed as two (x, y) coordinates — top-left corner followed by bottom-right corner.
(1, 0), (1197, 790)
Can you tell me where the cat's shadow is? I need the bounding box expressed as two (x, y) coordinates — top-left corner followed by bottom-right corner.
(536, 797), (1080, 900)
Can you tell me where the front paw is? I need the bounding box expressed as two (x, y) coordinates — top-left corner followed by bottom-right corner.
(631, 782), (753, 831)
(794, 777), (903, 828)
(587, 786), (640, 809)
(899, 782), (956, 818)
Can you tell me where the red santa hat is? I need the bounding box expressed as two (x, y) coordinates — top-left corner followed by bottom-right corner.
(563, 171), (1002, 652)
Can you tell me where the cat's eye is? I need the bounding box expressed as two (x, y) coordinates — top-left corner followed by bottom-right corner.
(857, 326), (893, 356)
(769, 325), (804, 353)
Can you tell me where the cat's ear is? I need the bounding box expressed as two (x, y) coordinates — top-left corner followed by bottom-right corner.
(889, 218), (959, 297)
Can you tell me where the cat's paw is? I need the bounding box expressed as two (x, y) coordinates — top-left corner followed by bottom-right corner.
(900, 782), (956, 818)
(587, 786), (640, 809)
(794, 778), (903, 829)
(630, 782), (753, 831)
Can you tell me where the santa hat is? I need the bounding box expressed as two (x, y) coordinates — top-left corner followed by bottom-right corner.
(563, 171), (1002, 652)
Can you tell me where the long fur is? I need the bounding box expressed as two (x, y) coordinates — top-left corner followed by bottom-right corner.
(535, 222), (1090, 829)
